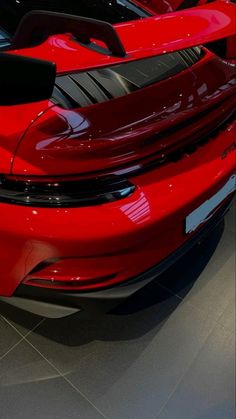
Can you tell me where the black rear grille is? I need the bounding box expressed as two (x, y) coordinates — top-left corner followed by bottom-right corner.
(52, 47), (203, 109)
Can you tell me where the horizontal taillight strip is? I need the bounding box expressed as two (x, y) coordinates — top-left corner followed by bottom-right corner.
(0, 175), (135, 207)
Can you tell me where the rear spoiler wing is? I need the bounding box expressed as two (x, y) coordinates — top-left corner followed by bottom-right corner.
(10, 1), (235, 73)
(116, 0), (236, 58)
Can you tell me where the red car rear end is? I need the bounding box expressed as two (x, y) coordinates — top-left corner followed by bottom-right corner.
(0, 1), (235, 317)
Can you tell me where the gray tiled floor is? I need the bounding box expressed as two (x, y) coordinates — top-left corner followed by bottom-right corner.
(0, 205), (235, 419)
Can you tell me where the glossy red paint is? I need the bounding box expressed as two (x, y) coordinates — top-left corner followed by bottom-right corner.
(0, 1), (236, 311)
(1, 117), (235, 295)
(11, 50), (236, 176)
(0, 101), (53, 174)
(136, 0), (236, 60)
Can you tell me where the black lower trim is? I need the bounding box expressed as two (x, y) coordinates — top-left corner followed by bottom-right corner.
(14, 196), (234, 315)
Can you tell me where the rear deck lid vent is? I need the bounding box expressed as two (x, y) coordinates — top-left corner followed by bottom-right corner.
(52, 47), (203, 109)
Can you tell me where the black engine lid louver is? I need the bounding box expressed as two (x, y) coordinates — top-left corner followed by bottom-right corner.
(52, 47), (203, 109)
(54, 69), (131, 108)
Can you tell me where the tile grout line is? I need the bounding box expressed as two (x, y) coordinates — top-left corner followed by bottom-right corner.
(156, 282), (183, 301)
(22, 335), (107, 419)
(61, 375), (108, 419)
(0, 337), (25, 362)
(0, 317), (45, 361)
(24, 318), (46, 339)
(155, 320), (230, 419)
(2, 316), (107, 416)
(157, 281), (236, 333)
(1, 316), (107, 417)
(2, 315), (45, 340)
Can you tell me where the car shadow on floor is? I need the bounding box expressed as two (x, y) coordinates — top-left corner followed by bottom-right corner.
(0, 221), (225, 347)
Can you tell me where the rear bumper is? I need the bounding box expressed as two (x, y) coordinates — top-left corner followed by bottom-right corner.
(6, 196), (232, 318)
(0, 118), (235, 314)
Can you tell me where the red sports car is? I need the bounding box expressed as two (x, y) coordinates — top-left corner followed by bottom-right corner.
(0, 1), (235, 317)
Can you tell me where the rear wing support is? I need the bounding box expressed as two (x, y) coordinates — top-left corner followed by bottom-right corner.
(11, 10), (126, 57)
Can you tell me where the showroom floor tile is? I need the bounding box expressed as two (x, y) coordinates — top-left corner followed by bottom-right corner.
(0, 340), (104, 419)
(0, 205), (235, 419)
(157, 323), (235, 419)
(0, 317), (23, 359)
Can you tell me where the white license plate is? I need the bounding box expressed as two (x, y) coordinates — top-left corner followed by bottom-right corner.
(185, 175), (236, 234)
